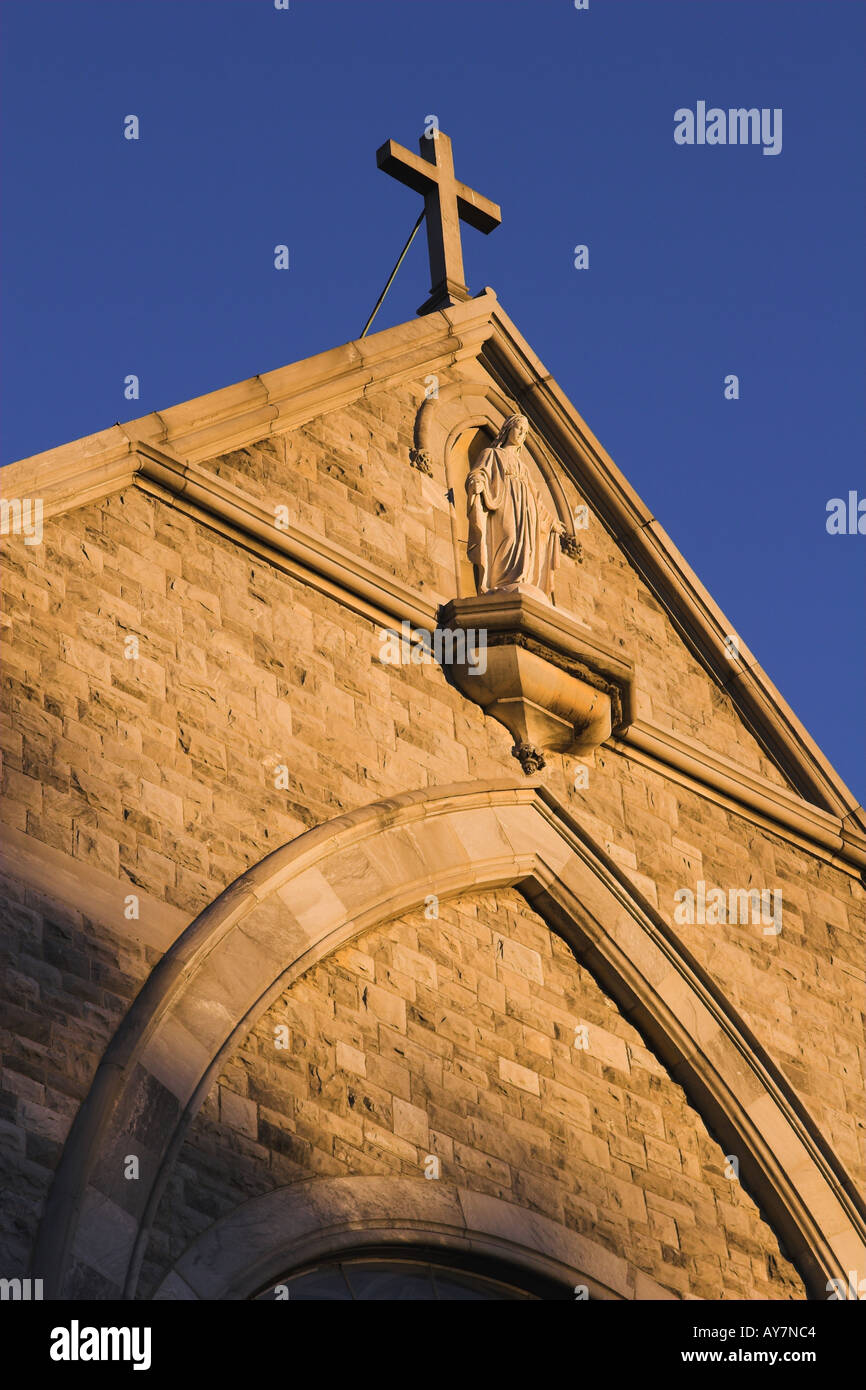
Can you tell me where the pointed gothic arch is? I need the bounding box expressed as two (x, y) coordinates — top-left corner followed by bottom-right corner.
(35, 779), (866, 1300)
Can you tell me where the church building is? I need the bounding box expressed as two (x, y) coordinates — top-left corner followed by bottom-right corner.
(2, 130), (864, 1303)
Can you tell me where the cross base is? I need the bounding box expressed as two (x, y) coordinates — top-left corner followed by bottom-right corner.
(416, 278), (472, 316)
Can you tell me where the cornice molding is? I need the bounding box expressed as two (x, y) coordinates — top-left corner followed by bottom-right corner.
(610, 722), (866, 875)
(135, 442), (439, 631)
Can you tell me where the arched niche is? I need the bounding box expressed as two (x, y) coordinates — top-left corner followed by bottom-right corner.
(445, 421), (493, 596)
(413, 382), (576, 598)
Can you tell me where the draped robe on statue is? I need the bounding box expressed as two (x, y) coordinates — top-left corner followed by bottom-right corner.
(466, 443), (560, 602)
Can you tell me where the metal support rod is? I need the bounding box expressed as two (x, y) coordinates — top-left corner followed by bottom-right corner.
(360, 210), (426, 338)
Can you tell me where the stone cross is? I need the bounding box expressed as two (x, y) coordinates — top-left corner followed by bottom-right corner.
(376, 129), (501, 314)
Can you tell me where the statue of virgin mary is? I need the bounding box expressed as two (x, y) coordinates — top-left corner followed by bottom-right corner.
(466, 414), (562, 602)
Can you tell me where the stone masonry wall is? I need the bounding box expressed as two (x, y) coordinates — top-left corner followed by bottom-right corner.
(145, 888), (805, 1300)
(1, 363), (863, 1287)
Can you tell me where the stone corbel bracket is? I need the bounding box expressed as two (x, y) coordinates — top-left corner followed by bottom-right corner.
(439, 592), (636, 772)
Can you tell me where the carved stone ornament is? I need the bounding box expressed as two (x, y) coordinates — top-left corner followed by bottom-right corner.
(559, 533), (583, 562)
(511, 741), (546, 775)
(408, 447), (433, 476)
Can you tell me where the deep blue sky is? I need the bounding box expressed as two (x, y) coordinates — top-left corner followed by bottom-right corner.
(2, 0), (863, 801)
